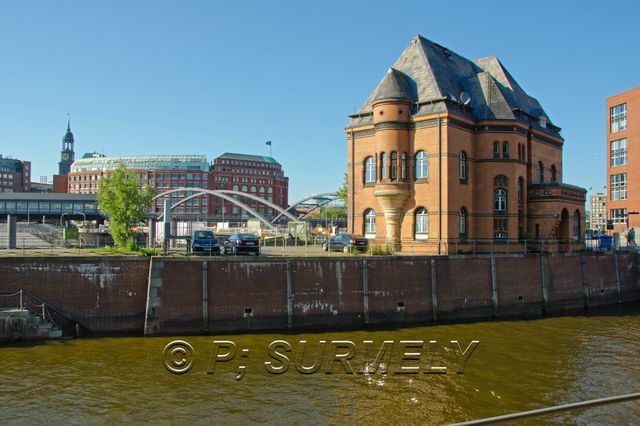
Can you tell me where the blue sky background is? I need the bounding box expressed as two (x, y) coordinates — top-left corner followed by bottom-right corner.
(1, 1), (638, 202)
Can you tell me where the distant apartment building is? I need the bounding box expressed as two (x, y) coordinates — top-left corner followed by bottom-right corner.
(589, 193), (606, 231)
(30, 182), (53, 193)
(606, 86), (639, 232)
(0, 155), (31, 193)
(68, 150), (289, 223)
(209, 153), (289, 222)
(69, 155), (210, 220)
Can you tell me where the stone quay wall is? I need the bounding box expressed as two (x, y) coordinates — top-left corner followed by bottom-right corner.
(0, 253), (637, 337)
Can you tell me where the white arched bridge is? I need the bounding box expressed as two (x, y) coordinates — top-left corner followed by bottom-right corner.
(151, 189), (338, 231)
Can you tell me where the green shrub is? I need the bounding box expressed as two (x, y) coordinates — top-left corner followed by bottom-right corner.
(367, 244), (393, 256)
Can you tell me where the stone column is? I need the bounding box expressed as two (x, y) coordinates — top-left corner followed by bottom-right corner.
(374, 189), (408, 251)
(7, 214), (17, 249)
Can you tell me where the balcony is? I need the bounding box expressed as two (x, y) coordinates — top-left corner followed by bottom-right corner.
(527, 183), (586, 203)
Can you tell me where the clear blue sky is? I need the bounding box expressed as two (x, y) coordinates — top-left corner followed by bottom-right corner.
(1, 1), (638, 202)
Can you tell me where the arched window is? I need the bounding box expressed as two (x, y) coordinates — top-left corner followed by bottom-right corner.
(380, 152), (387, 180)
(268, 187), (273, 194)
(493, 141), (500, 159)
(502, 141), (509, 159)
(401, 153), (407, 180)
(415, 151), (428, 179)
(364, 156), (376, 183)
(233, 185), (239, 191)
(517, 177), (524, 203)
(551, 165), (557, 183)
(242, 185), (248, 192)
(538, 162), (544, 183)
(494, 175), (508, 188)
(573, 211), (580, 240)
(415, 208), (429, 240)
(364, 209), (376, 237)
(251, 186), (256, 192)
(459, 151), (467, 182)
(390, 152), (398, 180)
(494, 189), (507, 212)
(459, 207), (467, 236)
(259, 187), (265, 193)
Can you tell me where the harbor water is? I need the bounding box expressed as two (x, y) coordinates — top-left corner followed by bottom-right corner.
(1, 309), (640, 424)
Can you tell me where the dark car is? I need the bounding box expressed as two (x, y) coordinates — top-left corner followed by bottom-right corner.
(191, 230), (221, 255)
(223, 233), (260, 256)
(321, 234), (368, 254)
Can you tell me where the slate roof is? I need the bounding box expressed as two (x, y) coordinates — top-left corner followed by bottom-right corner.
(373, 68), (414, 102)
(348, 35), (559, 136)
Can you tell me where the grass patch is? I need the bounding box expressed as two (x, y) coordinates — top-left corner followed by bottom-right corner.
(95, 246), (160, 256)
(367, 244), (394, 256)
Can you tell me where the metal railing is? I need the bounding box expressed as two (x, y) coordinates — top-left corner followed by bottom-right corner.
(449, 392), (640, 425)
(0, 289), (82, 337)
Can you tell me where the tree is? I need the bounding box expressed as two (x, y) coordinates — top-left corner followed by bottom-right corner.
(336, 172), (348, 203)
(307, 207), (347, 220)
(97, 164), (154, 249)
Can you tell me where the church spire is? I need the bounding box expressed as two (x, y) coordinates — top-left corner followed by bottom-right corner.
(59, 114), (75, 175)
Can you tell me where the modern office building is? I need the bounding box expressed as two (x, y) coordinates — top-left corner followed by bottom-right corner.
(606, 86), (639, 232)
(346, 35), (586, 253)
(0, 192), (100, 220)
(0, 155), (31, 193)
(69, 155), (210, 220)
(208, 152), (289, 222)
(589, 193), (606, 232)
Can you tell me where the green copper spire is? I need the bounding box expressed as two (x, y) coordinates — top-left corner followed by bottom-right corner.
(62, 114), (74, 144)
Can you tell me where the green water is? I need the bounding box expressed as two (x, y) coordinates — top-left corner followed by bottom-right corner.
(2, 311), (640, 424)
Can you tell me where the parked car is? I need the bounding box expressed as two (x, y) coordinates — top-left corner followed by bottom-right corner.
(191, 230), (221, 255)
(321, 234), (368, 254)
(223, 233), (260, 256)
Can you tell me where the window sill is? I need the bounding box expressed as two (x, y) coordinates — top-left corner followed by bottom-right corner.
(414, 178), (429, 184)
(459, 179), (468, 185)
(363, 182), (376, 188)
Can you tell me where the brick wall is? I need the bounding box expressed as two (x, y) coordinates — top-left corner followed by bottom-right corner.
(0, 257), (149, 333)
(1, 253), (638, 337)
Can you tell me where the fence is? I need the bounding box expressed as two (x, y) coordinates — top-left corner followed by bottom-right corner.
(3, 222), (638, 258)
(0, 289), (82, 337)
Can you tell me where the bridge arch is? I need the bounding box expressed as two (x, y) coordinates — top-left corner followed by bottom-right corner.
(152, 188), (300, 231)
(271, 192), (336, 223)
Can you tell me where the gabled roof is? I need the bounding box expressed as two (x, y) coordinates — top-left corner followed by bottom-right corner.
(349, 35), (557, 136)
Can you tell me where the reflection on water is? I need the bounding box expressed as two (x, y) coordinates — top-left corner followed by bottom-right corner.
(2, 311), (640, 424)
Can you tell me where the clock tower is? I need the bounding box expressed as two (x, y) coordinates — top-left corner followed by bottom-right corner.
(58, 115), (75, 175)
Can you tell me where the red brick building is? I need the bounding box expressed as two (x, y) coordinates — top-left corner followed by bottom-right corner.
(346, 35), (586, 254)
(606, 86), (640, 232)
(208, 152), (289, 222)
(69, 154), (210, 220)
(0, 155), (31, 193)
